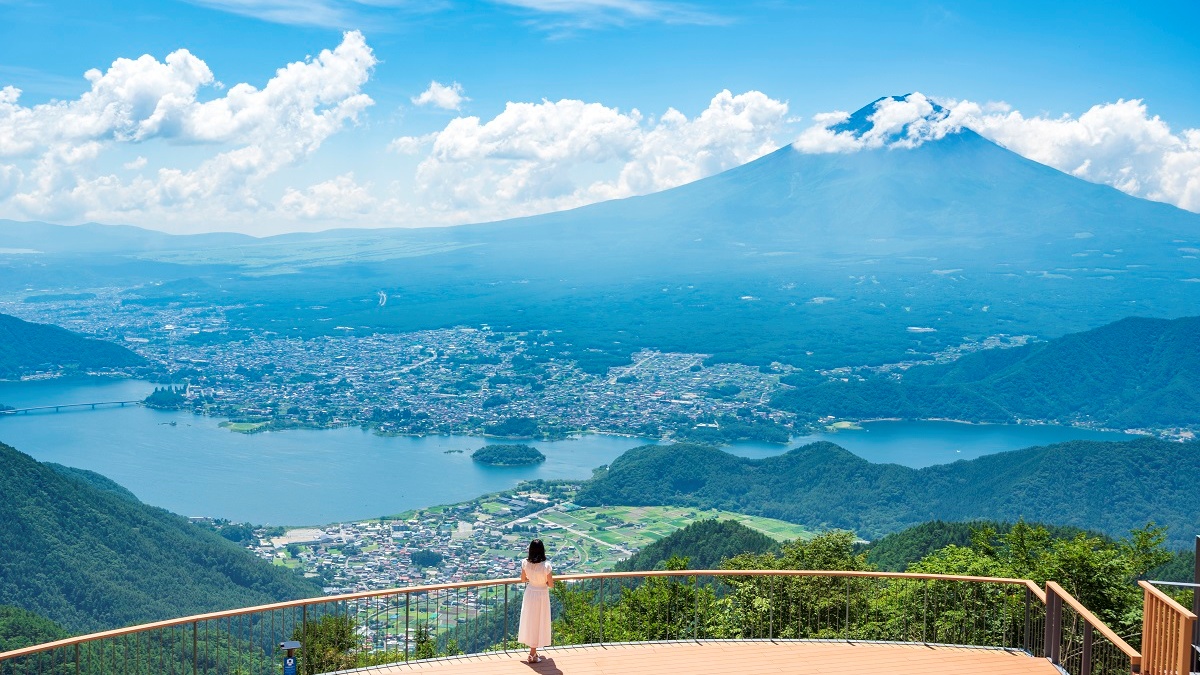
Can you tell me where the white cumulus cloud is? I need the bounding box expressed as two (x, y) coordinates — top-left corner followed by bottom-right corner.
(394, 89), (789, 222)
(280, 173), (376, 219)
(968, 99), (1200, 211)
(793, 93), (1200, 213)
(412, 81), (468, 110)
(0, 163), (20, 200)
(0, 31), (376, 230)
(388, 132), (436, 155)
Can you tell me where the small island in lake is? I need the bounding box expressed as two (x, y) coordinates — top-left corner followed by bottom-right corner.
(471, 444), (546, 466)
(144, 385), (187, 410)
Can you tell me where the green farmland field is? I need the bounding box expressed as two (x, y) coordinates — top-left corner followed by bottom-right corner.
(528, 505), (812, 571)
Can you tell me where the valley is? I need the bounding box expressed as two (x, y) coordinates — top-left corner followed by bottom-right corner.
(243, 486), (814, 595)
(3, 101), (1200, 654)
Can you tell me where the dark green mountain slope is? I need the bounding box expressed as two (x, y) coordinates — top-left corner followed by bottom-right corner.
(47, 463), (141, 502)
(0, 313), (145, 380)
(613, 519), (780, 572)
(774, 316), (1200, 428)
(0, 442), (320, 633)
(575, 438), (1198, 547)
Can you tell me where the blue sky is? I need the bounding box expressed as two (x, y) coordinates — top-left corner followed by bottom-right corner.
(0, 0), (1198, 233)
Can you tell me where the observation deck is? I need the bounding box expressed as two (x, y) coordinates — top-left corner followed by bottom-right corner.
(1, 570), (1194, 675)
(370, 640), (1060, 675)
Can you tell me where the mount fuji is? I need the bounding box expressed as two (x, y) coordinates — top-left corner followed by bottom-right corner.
(5, 96), (1200, 368)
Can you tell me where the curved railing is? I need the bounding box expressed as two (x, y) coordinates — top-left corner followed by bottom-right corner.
(0, 570), (1139, 675)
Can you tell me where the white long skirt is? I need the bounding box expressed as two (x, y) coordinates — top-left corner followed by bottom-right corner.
(517, 586), (552, 649)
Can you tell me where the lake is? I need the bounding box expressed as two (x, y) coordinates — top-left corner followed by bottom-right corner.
(0, 378), (1140, 525)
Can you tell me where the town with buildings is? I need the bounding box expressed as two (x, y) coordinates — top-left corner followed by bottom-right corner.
(221, 482), (809, 599)
(0, 289), (796, 438)
(241, 487), (573, 595)
(0, 289), (1040, 441)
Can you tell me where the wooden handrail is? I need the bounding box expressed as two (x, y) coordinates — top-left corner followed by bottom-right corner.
(0, 569), (1046, 661)
(1047, 580), (1142, 669)
(1141, 581), (1198, 621)
(1140, 580), (1196, 675)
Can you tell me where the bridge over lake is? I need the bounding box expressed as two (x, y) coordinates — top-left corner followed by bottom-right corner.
(0, 400), (143, 415)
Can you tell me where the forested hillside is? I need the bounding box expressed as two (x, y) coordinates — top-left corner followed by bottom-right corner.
(575, 438), (1199, 546)
(0, 313), (145, 379)
(0, 442), (320, 633)
(613, 520), (780, 572)
(0, 605), (68, 652)
(862, 520), (1100, 571)
(46, 463), (140, 501)
(774, 316), (1200, 428)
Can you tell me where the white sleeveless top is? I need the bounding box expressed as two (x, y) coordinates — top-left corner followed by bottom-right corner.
(523, 559), (552, 588)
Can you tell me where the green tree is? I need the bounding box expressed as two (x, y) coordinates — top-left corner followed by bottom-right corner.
(413, 623), (438, 660)
(719, 531), (872, 639)
(910, 521), (1171, 645)
(292, 614), (357, 675)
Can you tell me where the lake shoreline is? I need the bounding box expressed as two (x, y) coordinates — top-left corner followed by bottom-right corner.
(0, 377), (1144, 525)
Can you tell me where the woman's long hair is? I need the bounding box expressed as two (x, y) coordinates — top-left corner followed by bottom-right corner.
(527, 539), (546, 563)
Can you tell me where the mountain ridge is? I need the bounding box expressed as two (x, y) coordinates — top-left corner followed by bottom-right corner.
(574, 437), (1198, 547)
(0, 313), (146, 381)
(774, 315), (1200, 429)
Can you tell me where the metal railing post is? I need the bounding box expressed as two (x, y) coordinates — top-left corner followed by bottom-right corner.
(192, 621), (198, 675)
(74, 644), (79, 675)
(844, 576), (850, 641)
(1081, 624), (1093, 675)
(1043, 586), (1053, 663)
(1044, 586), (1061, 665)
(922, 580), (928, 644)
(769, 575), (775, 641)
(599, 578), (605, 646)
(666, 577), (672, 641)
(1023, 586), (1032, 653)
(503, 585), (508, 653)
(405, 593), (411, 658)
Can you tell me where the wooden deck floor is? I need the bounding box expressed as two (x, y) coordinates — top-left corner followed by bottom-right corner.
(346, 641), (1061, 675)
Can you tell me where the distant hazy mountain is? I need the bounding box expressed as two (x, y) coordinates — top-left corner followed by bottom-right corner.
(575, 438), (1199, 547)
(0, 313), (146, 380)
(0, 442), (320, 632)
(5, 97), (1200, 368)
(0, 220), (255, 255)
(774, 315), (1200, 428)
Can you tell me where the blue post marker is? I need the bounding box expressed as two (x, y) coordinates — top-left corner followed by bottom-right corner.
(280, 640), (301, 675)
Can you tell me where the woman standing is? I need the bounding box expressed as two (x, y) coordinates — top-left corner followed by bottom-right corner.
(517, 539), (554, 663)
